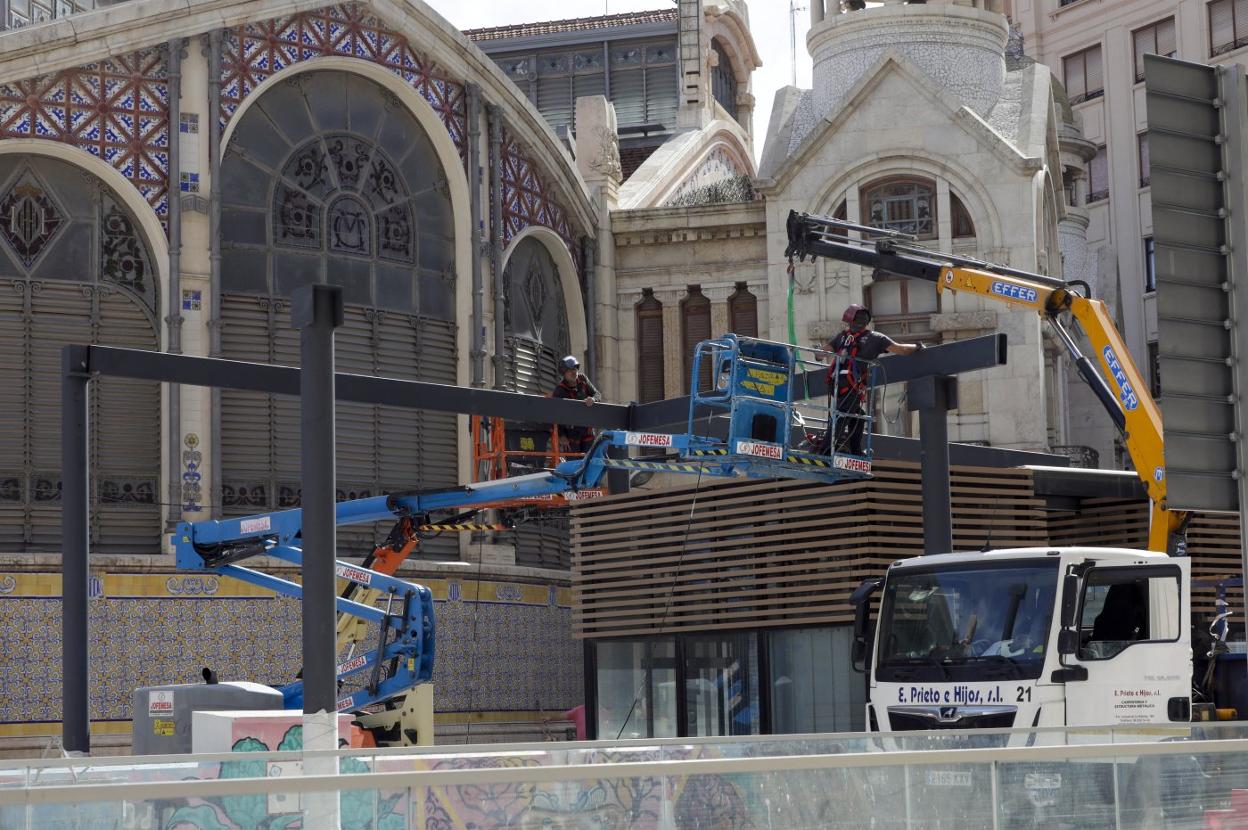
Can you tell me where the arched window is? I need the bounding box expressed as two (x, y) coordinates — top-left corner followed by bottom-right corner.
(727, 282), (758, 337)
(501, 236), (571, 570)
(502, 237), (570, 396)
(863, 178), (936, 239)
(951, 192), (976, 239)
(0, 156), (160, 553)
(711, 40), (739, 121)
(218, 70), (457, 560)
(636, 289), (665, 403)
(681, 285), (713, 392)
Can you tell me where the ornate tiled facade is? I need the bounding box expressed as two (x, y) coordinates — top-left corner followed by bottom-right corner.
(0, 48), (171, 221)
(220, 3), (466, 155)
(219, 2), (582, 262)
(0, 572), (579, 731)
(499, 127), (578, 269)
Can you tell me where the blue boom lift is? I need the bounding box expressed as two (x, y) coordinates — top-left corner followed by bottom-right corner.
(173, 335), (878, 719)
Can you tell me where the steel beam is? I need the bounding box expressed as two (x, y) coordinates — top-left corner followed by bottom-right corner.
(292, 285), (343, 716)
(61, 345), (91, 755)
(83, 346), (627, 430)
(909, 376), (957, 554)
(631, 333), (1006, 432)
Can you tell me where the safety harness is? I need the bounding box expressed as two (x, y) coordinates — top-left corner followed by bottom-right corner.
(829, 330), (869, 404)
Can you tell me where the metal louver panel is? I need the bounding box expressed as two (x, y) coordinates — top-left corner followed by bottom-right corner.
(611, 68), (645, 128)
(220, 295), (281, 514)
(12, 282), (160, 553)
(502, 335), (569, 569)
(94, 286), (160, 554)
(505, 336), (559, 395)
(645, 63), (679, 129)
(336, 308), (379, 553)
(413, 317), (458, 561)
(0, 284), (26, 549)
(537, 76), (573, 133)
(220, 299), (461, 562)
(30, 285), (93, 550)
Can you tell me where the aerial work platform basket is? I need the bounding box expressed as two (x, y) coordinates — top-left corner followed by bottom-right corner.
(470, 334), (878, 488)
(671, 334), (878, 483)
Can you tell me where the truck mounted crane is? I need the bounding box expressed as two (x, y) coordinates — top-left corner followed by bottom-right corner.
(785, 209), (1185, 555)
(173, 334), (879, 741)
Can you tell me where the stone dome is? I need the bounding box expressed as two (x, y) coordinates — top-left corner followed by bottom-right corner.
(807, 2), (1010, 122)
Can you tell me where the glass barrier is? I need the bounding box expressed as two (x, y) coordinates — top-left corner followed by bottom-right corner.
(9, 738), (1248, 829)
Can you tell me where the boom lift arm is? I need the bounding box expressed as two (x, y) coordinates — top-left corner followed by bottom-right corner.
(785, 209), (1188, 555)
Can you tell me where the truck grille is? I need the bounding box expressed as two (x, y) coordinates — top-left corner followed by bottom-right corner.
(887, 707), (1016, 731)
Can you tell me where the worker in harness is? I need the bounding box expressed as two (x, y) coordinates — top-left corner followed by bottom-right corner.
(823, 304), (923, 454)
(552, 355), (599, 453)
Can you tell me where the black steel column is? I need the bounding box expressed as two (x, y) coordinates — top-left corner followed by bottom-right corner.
(61, 345), (91, 754)
(582, 640), (597, 741)
(908, 375), (958, 555)
(292, 285), (344, 714)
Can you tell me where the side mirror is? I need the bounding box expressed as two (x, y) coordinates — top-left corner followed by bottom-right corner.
(1057, 629), (1079, 656)
(1060, 573), (1080, 629)
(850, 578), (883, 672)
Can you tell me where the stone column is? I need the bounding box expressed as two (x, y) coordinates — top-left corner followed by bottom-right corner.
(176, 34), (212, 525)
(575, 96), (623, 401)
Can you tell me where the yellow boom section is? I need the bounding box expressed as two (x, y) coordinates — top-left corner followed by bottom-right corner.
(932, 264), (1186, 553)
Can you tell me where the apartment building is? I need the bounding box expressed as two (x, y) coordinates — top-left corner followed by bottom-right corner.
(1012, 0), (1247, 434)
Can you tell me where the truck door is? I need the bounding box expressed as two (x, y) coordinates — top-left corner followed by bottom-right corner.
(1062, 562), (1191, 728)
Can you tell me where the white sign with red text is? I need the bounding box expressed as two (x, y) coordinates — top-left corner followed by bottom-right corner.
(148, 690), (174, 717)
(736, 440), (783, 460)
(624, 432), (674, 447)
(834, 456), (872, 474)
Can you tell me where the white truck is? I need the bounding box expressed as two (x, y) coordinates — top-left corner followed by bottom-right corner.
(853, 546), (1203, 736)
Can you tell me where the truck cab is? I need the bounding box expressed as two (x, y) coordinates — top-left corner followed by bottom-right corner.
(856, 547), (1192, 738)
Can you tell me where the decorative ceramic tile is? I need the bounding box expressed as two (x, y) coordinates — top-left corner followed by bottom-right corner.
(0, 574), (580, 729)
(0, 48), (170, 222)
(220, 2), (466, 156)
(499, 127), (578, 269)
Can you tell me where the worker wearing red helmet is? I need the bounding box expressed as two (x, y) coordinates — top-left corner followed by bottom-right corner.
(823, 304), (924, 455)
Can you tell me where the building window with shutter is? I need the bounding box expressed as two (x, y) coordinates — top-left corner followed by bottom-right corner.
(1063, 45), (1104, 104)
(636, 289), (665, 403)
(863, 178), (936, 239)
(951, 193), (977, 239)
(610, 40), (678, 133)
(1210, 0), (1248, 56)
(1088, 145), (1109, 203)
(1138, 132), (1150, 187)
(0, 155), (161, 553)
(217, 70), (460, 560)
(711, 40), (738, 121)
(681, 285), (713, 392)
(1133, 17), (1176, 82)
(1144, 236), (1156, 293)
(526, 47), (607, 134)
(727, 282), (758, 337)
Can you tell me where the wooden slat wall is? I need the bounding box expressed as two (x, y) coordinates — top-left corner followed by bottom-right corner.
(571, 462), (1047, 638)
(572, 467), (1246, 638)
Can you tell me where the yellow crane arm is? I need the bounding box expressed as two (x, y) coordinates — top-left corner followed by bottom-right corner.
(933, 264), (1185, 553)
(784, 209), (1189, 553)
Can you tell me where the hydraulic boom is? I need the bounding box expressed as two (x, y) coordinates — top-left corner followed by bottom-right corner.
(785, 209), (1187, 554)
(174, 334), (880, 720)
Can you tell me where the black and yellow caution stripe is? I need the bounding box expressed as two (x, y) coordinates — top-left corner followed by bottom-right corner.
(784, 454), (833, 468)
(417, 523), (510, 532)
(601, 459), (715, 474)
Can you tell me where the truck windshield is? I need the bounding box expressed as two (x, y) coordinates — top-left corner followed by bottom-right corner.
(876, 560), (1059, 682)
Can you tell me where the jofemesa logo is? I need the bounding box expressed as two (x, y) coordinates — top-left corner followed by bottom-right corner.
(1102, 345), (1140, 411)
